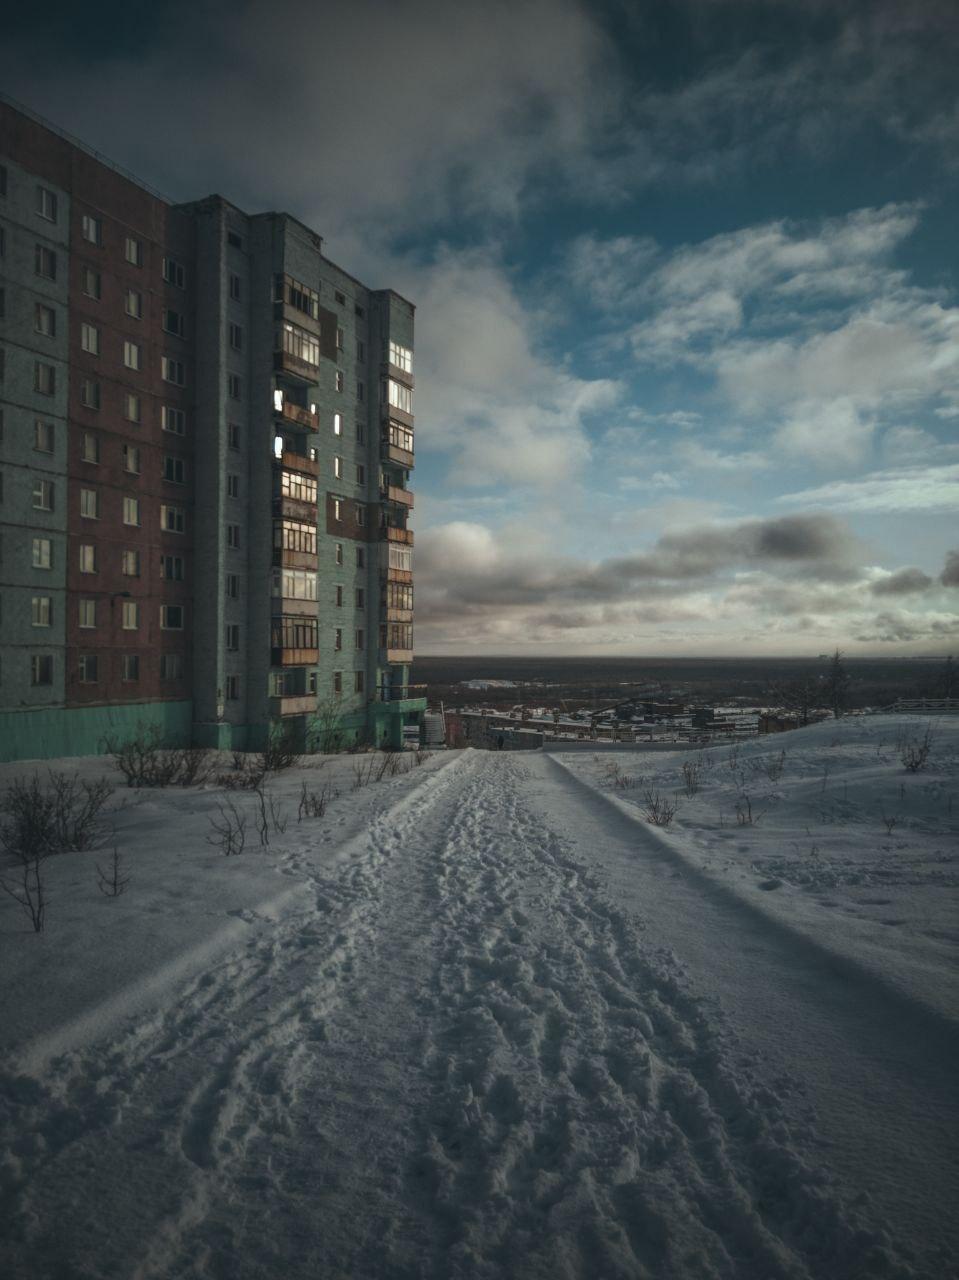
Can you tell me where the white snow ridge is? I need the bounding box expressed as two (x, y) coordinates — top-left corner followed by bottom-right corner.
(1, 717), (957, 1278)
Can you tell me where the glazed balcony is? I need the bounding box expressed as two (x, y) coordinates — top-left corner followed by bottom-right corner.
(272, 495), (317, 522)
(381, 483), (414, 510)
(272, 547), (318, 570)
(383, 647), (414, 664)
(276, 401), (319, 432)
(385, 607), (413, 624)
(381, 440), (415, 469)
(271, 647), (319, 667)
(273, 349), (320, 383)
(273, 449), (319, 477)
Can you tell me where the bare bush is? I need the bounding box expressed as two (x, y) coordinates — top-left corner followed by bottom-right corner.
(902, 727), (934, 773)
(414, 748), (432, 767)
(642, 790), (677, 828)
(96, 846), (131, 898)
(880, 807), (899, 836)
(206, 798), (247, 856)
(726, 745), (740, 772)
(763, 750), (787, 782)
(735, 794), (766, 826)
(298, 780), (339, 820)
(351, 756), (377, 791)
(259, 724), (300, 773)
(217, 761), (267, 790)
(104, 725), (213, 788)
(0, 851), (48, 931)
(681, 761), (700, 796)
(0, 771), (113, 857)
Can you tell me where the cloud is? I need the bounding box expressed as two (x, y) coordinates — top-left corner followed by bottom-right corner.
(942, 551), (959, 587)
(776, 465), (959, 513)
(870, 568), (934, 596)
(773, 399), (876, 469)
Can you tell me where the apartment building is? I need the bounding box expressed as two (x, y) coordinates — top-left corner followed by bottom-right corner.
(0, 99), (425, 761)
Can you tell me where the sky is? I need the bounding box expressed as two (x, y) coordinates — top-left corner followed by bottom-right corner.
(4, 0), (958, 656)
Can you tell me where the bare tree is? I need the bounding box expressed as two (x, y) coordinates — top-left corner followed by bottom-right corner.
(823, 649), (851, 719)
(96, 847), (131, 897)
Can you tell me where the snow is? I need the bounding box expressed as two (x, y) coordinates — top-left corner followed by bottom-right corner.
(1, 719), (956, 1278)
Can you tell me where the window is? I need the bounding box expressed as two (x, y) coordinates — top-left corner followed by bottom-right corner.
(229, 322), (242, 349)
(163, 309), (184, 336)
(334, 290), (346, 305)
(32, 479), (54, 510)
(33, 420), (54, 453)
(35, 245), (56, 279)
(163, 456), (185, 484)
(35, 304), (56, 336)
(355, 629), (364, 651)
(330, 416), (342, 442)
(388, 421), (414, 454)
(36, 187), (58, 222)
(81, 322), (100, 355)
(124, 393), (141, 423)
(336, 326), (344, 350)
(31, 596), (52, 627)
(333, 498), (342, 521)
(78, 599), (97, 628)
(81, 432), (99, 463)
(280, 470), (316, 503)
(357, 339), (366, 361)
(356, 423), (365, 445)
(225, 674), (239, 700)
(122, 655), (140, 682)
(226, 624), (240, 651)
(227, 230), (243, 249)
(122, 496), (140, 526)
(334, 542), (343, 566)
(388, 544), (413, 572)
(161, 555), (184, 581)
(122, 549), (140, 577)
(389, 340), (413, 373)
(355, 304), (364, 318)
(356, 588), (365, 609)
(162, 256), (185, 287)
(386, 582), (414, 611)
(277, 275), (319, 319)
(124, 341), (141, 370)
(35, 362), (56, 395)
(227, 373), (241, 398)
(336, 585), (343, 607)
(273, 520), (315, 554)
(225, 573), (239, 598)
(229, 273), (241, 300)
(78, 654), (99, 683)
(228, 423), (240, 450)
(272, 568), (316, 600)
(333, 671), (342, 695)
(121, 600), (139, 630)
(356, 547), (365, 569)
(308, 671), (317, 694)
(357, 381), (364, 402)
(32, 538), (52, 569)
(125, 237), (143, 266)
(356, 465), (365, 485)
(226, 473), (239, 499)
(81, 213), (101, 245)
(160, 605), (184, 630)
(355, 504), (365, 526)
(162, 356), (185, 385)
(122, 446), (140, 475)
(282, 322), (319, 367)
(162, 405), (186, 435)
(388, 379), (413, 414)
(125, 289), (143, 319)
(334, 628), (342, 651)
(80, 378), (100, 408)
(160, 653), (183, 681)
(160, 504), (185, 533)
(333, 457), (343, 480)
(82, 267), (101, 299)
(0, 165), (6, 197)
(354, 670), (365, 694)
(335, 370), (344, 392)
(31, 655), (53, 686)
(80, 488), (99, 519)
(227, 524), (240, 549)
(79, 544), (97, 574)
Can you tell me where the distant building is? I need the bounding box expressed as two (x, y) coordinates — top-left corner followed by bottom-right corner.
(0, 99), (425, 760)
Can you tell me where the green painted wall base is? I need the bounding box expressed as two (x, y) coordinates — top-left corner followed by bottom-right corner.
(0, 700), (193, 763)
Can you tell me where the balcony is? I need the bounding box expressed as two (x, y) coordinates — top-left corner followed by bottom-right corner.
(383, 647), (414, 664)
(276, 449), (319, 476)
(273, 350), (320, 383)
(380, 526), (414, 546)
(268, 693), (317, 718)
(272, 547), (318, 570)
(276, 401), (319, 432)
(383, 360), (415, 389)
(272, 495), (317, 522)
(381, 483), (414, 509)
(382, 566), (412, 585)
(271, 647), (319, 667)
(385, 607), (413, 624)
(381, 440), (415, 469)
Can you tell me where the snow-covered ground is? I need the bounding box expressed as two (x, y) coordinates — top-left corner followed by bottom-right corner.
(0, 717), (956, 1278)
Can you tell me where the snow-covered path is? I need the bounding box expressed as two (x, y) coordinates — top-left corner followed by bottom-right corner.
(2, 749), (955, 1278)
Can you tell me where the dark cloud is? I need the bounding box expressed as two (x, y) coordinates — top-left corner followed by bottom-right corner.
(941, 550), (959, 587)
(870, 568), (934, 596)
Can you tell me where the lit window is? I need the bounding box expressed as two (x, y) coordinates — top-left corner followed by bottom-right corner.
(79, 544), (97, 573)
(335, 370), (344, 392)
(333, 413), (342, 436)
(333, 498), (342, 520)
(388, 379), (413, 414)
(388, 340), (413, 374)
(121, 600), (139, 630)
(334, 457), (342, 479)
